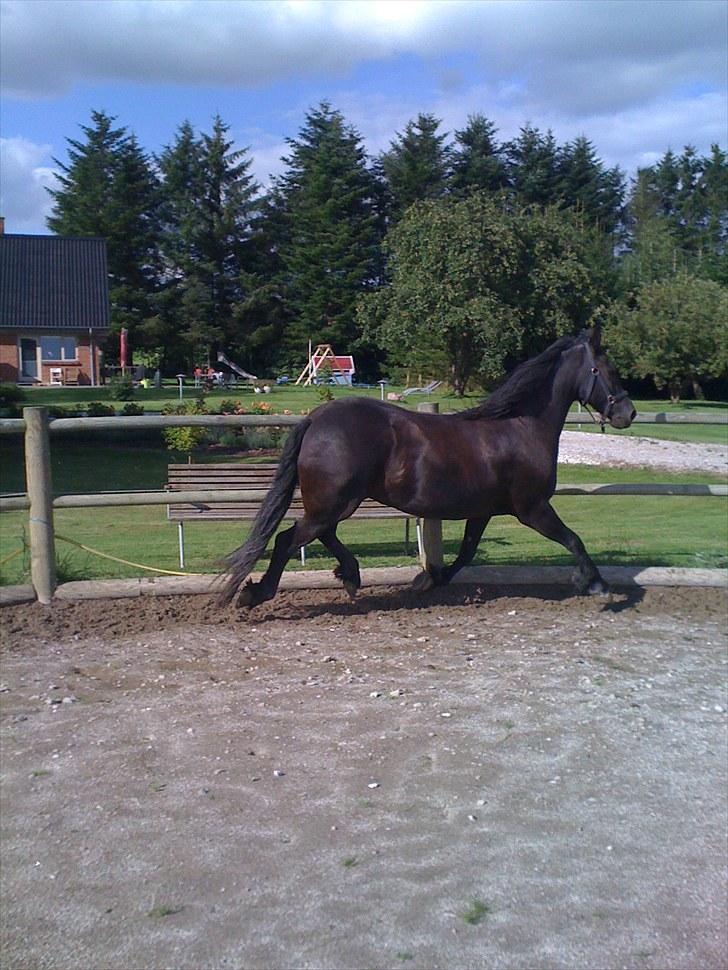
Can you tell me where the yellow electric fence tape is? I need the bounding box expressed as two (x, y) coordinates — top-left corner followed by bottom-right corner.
(54, 534), (195, 577)
(0, 547), (24, 567)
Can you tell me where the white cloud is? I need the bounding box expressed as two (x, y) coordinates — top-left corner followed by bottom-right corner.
(0, 137), (58, 233)
(1, 0), (724, 123)
(1, 0), (724, 224)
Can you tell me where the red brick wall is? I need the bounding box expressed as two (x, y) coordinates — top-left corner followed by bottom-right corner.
(0, 331), (104, 385)
(0, 332), (17, 383)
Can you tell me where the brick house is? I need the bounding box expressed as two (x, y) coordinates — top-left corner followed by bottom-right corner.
(0, 225), (110, 386)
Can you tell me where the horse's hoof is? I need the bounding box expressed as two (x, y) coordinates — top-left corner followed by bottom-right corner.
(343, 580), (359, 600)
(587, 578), (610, 598)
(412, 570), (435, 593)
(236, 582), (257, 609)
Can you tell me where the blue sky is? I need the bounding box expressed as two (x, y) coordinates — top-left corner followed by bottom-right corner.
(1, 0), (726, 234)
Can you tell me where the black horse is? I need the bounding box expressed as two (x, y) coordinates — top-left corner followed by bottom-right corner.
(219, 326), (635, 608)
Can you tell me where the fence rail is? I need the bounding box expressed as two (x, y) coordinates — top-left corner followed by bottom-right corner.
(1, 406), (726, 605)
(2, 481), (726, 515)
(0, 410), (726, 435)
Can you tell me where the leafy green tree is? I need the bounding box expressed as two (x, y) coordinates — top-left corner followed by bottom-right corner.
(514, 205), (614, 361)
(450, 114), (508, 197)
(47, 110), (160, 360)
(605, 273), (728, 401)
(381, 113), (450, 218)
(269, 103), (381, 369)
(359, 192), (609, 395)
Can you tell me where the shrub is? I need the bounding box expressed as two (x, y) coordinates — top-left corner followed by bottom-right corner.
(0, 383), (27, 417)
(110, 373), (135, 401)
(86, 402), (116, 417)
(216, 429), (245, 448)
(121, 402), (145, 416)
(219, 399), (246, 415)
(162, 399), (209, 457)
(240, 428), (282, 450)
(48, 404), (84, 418)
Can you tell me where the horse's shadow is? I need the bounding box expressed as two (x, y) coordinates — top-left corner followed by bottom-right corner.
(252, 581), (645, 623)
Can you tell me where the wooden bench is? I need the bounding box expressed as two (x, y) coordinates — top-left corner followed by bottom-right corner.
(166, 462), (421, 568)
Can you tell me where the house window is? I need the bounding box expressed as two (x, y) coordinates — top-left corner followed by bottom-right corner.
(41, 336), (77, 361)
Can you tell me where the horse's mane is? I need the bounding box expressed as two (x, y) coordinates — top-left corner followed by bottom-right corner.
(460, 331), (585, 420)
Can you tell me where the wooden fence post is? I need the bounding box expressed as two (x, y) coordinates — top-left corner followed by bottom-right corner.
(23, 407), (56, 603)
(416, 402), (443, 572)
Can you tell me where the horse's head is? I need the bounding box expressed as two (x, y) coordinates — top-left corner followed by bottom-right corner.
(579, 325), (636, 429)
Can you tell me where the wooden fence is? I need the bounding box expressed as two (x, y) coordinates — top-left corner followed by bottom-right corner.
(0, 406), (725, 604)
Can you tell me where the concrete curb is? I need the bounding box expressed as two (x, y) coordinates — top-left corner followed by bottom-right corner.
(2, 565), (725, 605)
(0, 584), (36, 606)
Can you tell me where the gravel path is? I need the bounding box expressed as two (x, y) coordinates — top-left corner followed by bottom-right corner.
(559, 430), (727, 475)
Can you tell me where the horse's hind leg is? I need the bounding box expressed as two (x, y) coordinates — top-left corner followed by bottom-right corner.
(236, 517), (327, 608)
(517, 500), (608, 595)
(320, 527), (361, 599)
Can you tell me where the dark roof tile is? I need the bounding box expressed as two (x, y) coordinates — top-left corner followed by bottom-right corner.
(0, 234), (110, 331)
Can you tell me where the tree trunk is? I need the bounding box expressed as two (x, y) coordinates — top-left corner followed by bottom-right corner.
(690, 376), (705, 400)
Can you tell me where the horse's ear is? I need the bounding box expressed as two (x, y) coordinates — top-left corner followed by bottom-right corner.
(588, 323), (602, 351)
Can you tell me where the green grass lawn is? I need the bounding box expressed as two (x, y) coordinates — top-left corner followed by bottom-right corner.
(8, 382), (727, 445)
(1, 461), (725, 586)
(1, 389), (726, 586)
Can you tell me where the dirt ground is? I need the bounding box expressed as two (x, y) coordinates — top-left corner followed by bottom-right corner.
(1, 584), (727, 970)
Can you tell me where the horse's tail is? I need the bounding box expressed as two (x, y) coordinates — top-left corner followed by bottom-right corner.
(217, 418), (311, 606)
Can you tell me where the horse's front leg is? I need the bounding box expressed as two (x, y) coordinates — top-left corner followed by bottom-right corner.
(413, 517), (489, 591)
(516, 500), (609, 596)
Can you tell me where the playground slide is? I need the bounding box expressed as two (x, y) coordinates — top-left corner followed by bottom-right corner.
(217, 352), (257, 381)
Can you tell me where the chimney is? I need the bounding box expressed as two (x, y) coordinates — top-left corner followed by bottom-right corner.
(0, 217), (4, 235)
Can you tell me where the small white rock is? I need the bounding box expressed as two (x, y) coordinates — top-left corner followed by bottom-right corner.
(367, 782), (380, 789)
(440, 712), (452, 718)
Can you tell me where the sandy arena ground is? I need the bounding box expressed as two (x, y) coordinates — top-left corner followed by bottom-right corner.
(1, 583), (727, 970)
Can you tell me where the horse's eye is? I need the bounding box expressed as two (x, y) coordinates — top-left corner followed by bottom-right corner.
(591, 367), (598, 375)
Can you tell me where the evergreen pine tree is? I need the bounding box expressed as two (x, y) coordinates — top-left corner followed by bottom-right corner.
(556, 136), (625, 235)
(699, 144), (728, 284)
(381, 113), (450, 218)
(273, 103), (380, 370)
(505, 125), (560, 207)
(47, 110), (160, 361)
(156, 116), (258, 366)
(450, 114), (508, 197)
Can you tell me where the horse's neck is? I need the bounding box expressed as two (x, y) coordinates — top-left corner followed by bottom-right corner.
(529, 359), (580, 446)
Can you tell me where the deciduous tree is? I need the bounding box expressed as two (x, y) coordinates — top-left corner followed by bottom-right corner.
(605, 273), (728, 401)
(359, 192), (609, 395)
